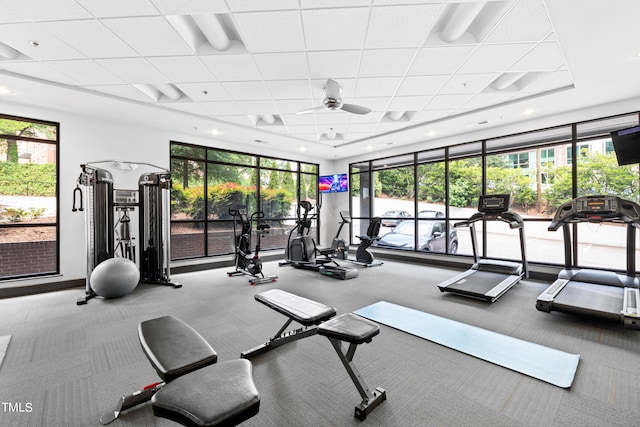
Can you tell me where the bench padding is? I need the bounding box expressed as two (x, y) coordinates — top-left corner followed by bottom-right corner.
(318, 313), (380, 344)
(152, 359), (260, 427)
(255, 289), (336, 326)
(139, 316), (218, 382)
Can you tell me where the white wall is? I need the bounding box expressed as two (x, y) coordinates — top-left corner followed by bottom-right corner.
(1, 100), (331, 289)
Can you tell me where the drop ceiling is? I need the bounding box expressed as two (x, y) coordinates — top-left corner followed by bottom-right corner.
(0, 0), (639, 160)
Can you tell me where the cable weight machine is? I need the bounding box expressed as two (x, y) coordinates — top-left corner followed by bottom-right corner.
(74, 161), (181, 305)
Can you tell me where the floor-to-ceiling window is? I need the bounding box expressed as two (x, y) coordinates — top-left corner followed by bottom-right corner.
(170, 142), (318, 260)
(0, 115), (58, 279)
(350, 111), (640, 272)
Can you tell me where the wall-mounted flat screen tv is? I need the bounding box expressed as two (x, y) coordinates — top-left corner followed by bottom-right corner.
(611, 125), (640, 166)
(319, 174), (348, 193)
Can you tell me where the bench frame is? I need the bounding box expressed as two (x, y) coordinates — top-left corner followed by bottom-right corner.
(242, 289), (386, 420)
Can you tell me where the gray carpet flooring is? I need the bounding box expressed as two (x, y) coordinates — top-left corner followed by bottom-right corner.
(0, 259), (639, 426)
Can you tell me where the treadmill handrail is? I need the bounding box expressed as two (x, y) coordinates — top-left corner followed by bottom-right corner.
(548, 195), (640, 231)
(454, 211), (524, 229)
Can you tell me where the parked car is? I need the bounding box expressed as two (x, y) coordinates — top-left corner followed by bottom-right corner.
(418, 210), (445, 218)
(380, 210), (412, 227)
(377, 218), (458, 253)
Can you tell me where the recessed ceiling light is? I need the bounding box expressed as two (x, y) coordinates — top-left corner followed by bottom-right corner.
(0, 86), (12, 95)
(428, 130), (437, 137)
(299, 146), (306, 152)
(211, 129), (219, 135)
(636, 51), (640, 57)
(366, 145), (373, 150)
(522, 108), (536, 116)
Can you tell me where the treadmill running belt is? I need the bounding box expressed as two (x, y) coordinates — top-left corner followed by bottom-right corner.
(444, 270), (517, 296)
(354, 301), (580, 388)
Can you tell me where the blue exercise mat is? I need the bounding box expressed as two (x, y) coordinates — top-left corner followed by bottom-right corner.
(354, 301), (579, 388)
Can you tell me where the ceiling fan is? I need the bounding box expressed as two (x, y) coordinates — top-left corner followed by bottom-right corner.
(296, 79), (371, 115)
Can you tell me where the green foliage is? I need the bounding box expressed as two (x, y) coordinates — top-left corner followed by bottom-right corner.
(375, 167), (414, 199)
(0, 207), (45, 222)
(172, 181), (293, 220)
(448, 159), (482, 207)
(0, 162), (56, 196)
(417, 162), (445, 203)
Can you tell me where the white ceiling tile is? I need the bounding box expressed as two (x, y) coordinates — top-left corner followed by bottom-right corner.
(286, 125), (317, 134)
(346, 123), (377, 133)
(0, 23), (84, 61)
(0, 2), (29, 24)
(301, 0), (370, 7)
(520, 70), (573, 93)
(388, 96), (428, 111)
(274, 99), (315, 114)
(458, 43), (534, 73)
(233, 11), (305, 52)
(349, 97), (390, 112)
(302, 8), (369, 51)
(307, 50), (361, 79)
(343, 132), (370, 142)
(396, 75), (449, 95)
(376, 121), (409, 132)
(45, 60), (123, 85)
(411, 109), (454, 123)
(217, 115), (255, 126)
(200, 54), (262, 81)
(280, 113), (317, 126)
(315, 112), (350, 125)
(354, 77), (401, 97)
(96, 58), (170, 84)
(365, 4), (442, 48)
(76, 0), (159, 18)
(200, 101), (244, 115)
(228, 0), (298, 11)
(265, 80), (312, 100)
(84, 84), (156, 103)
(439, 73), (497, 95)
(346, 110), (385, 123)
(374, 0), (445, 4)
(253, 52), (309, 80)
(174, 82), (229, 101)
(426, 94), (472, 110)
(147, 56), (214, 82)
(1, 0), (91, 21)
(162, 102), (210, 116)
(37, 20), (138, 59)
(462, 92), (514, 110)
(359, 48), (417, 77)
(409, 46), (475, 75)
(509, 42), (565, 71)
(221, 81), (271, 100)
(484, 0), (553, 43)
(0, 61), (80, 85)
(102, 17), (192, 56)
(150, 0), (228, 14)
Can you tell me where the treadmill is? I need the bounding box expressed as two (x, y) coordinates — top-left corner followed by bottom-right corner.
(438, 194), (529, 302)
(535, 195), (640, 329)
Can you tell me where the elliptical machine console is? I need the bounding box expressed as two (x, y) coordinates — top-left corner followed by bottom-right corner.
(227, 207), (278, 286)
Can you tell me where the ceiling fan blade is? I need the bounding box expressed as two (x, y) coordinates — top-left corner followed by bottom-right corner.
(324, 79), (341, 100)
(296, 105), (325, 115)
(341, 103), (371, 115)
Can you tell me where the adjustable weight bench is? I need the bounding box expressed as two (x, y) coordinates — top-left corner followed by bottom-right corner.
(241, 289), (386, 420)
(101, 315), (260, 426)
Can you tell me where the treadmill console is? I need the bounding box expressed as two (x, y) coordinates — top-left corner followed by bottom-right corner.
(549, 195), (640, 231)
(478, 194), (510, 214)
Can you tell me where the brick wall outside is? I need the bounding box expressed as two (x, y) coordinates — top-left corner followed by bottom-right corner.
(0, 241), (57, 277)
(171, 227), (290, 260)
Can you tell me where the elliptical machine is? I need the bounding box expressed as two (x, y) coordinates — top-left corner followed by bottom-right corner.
(330, 210), (350, 260)
(227, 207), (278, 285)
(280, 201), (358, 280)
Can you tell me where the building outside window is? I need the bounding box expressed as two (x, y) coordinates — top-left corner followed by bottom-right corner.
(170, 142), (318, 260)
(0, 115), (58, 280)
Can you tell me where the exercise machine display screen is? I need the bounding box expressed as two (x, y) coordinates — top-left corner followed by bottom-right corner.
(478, 194), (510, 213)
(576, 196), (617, 215)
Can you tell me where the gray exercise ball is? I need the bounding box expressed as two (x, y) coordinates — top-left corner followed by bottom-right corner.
(90, 258), (140, 299)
